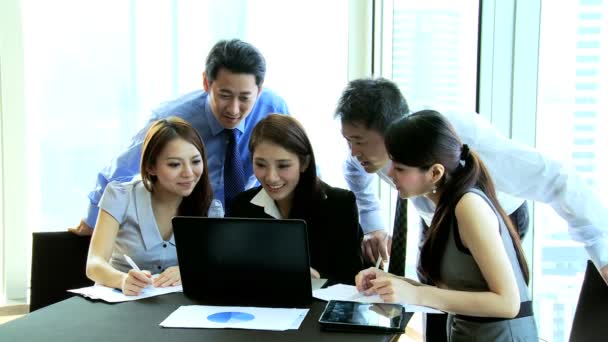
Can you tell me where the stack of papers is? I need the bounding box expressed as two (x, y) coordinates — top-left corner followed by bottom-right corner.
(313, 284), (442, 314)
(160, 305), (309, 331)
(68, 283), (182, 303)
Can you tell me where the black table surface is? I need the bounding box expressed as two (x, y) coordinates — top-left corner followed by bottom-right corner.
(0, 293), (411, 341)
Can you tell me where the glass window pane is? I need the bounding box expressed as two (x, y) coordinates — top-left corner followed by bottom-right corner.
(23, 1), (147, 232)
(384, 0), (480, 279)
(21, 0), (348, 235)
(391, 0), (479, 113)
(535, 1), (608, 341)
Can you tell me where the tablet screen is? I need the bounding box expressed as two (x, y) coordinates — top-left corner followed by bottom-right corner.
(319, 300), (405, 331)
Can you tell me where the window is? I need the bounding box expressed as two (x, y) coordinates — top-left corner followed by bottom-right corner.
(386, 0), (479, 112)
(22, 0), (349, 232)
(3, 0), (350, 300)
(534, 1), (608, 341)
(377, 0), (480, 278)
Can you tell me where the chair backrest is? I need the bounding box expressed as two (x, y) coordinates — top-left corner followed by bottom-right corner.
(569, 260), (608, 342)
(30, 232), (93, 312)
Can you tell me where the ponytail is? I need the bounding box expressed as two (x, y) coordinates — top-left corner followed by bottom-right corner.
(419, 148), (530, 284)
(385, 110), (530, 285)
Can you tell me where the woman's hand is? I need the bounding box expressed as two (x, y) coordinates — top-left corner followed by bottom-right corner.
(154, 266), (181, 287)
(121, 269), (152, 296)
(355, 267), (387, 292)
(368, 275), (420, 304)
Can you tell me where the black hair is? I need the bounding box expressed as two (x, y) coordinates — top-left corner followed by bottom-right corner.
(249, 114), (324, 218)
(205, 39), (266, 86)
(385, 110), (529, 285)
(335, 78), (409, 133)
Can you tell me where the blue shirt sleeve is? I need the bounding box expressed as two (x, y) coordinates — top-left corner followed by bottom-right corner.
(343, 155), (385, 234)
(85, 129), (149, 228)
(85, 89), (289, 229)
(85, 90), (208, 228)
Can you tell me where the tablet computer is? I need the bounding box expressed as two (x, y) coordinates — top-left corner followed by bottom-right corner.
(318, 300), (407, 333)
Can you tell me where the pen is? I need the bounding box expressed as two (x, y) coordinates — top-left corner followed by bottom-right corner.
(123, 254), (141, 271)
(375, 255), (383, 268)
(123, 254), (153, 287)
(375, 233), (390, 269)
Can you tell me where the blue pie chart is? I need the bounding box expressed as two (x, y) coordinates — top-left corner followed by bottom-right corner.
(207, 311), (255, 323)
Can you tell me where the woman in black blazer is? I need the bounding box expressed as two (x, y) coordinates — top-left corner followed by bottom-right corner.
(227, 114), (364, 285)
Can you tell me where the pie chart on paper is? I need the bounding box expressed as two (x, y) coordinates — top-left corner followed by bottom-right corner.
(207, 311), (255, 323)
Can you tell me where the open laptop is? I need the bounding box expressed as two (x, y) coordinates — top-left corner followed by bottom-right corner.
(569, 260), (608, 342)
(172, 217), (312, 308)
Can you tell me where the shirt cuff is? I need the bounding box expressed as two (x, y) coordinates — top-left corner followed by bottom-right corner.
(360, 210), (387, 235)
(585, 238), (608, 269)
(84, 204), (100, 229)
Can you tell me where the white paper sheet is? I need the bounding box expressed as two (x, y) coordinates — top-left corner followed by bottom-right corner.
(68, 283), (182, 303)
(311, 278), (328, 291)
(160, 305), (309, 331)
(313, 284), (383, 303)
(313, 284), (442, 314)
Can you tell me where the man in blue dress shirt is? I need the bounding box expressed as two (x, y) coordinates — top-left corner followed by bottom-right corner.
(70, 39), (289, 235)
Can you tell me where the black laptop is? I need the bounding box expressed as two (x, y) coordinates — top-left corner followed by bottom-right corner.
(172, 217), (312, 308)
(569, 260), (608, 342)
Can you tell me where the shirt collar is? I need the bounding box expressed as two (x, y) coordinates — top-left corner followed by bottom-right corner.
(134, 181), (175, 250)
(250, 188), (283, 219)
(205, 96), (246, 136)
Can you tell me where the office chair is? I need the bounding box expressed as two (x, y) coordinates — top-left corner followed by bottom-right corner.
(569, 260), (608, 342)
(29, 232), (93, 312)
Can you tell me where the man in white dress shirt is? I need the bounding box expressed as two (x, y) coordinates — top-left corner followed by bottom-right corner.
(337, 78), (608, 283)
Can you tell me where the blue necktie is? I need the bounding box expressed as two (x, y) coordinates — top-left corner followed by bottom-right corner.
(223, 129), (245, 208)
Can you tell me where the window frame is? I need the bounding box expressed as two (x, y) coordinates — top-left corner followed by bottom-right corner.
(478, 0), (540, 282)
(1, 0), (29, 302)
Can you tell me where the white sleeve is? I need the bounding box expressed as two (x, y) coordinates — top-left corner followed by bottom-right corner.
(446, 111), (608, 268)
(343, 155), (386, 234)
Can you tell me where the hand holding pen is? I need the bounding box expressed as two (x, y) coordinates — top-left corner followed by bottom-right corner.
(375, 233), (390, 271)
(121, 254), (154, 296)
(362, 230), (391, 265)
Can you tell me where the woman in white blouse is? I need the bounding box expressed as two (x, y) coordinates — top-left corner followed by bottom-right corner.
(86, 117), (213, 295)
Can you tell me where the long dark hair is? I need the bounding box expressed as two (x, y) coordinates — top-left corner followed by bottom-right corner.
(140, 117), (213, 217)
(248, 114), (324, 218)
(385, 110), (529, 284)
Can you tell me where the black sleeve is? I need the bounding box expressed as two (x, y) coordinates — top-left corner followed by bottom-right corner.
(225, 191), (252, 218)
(325, 190), (365, 285)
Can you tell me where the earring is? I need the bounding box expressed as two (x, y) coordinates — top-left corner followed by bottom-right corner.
(431, 186), (437, 194)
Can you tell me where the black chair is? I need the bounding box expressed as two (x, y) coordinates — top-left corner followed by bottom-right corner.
(569, 260), (608, 342)
(29, 232), (93, 312)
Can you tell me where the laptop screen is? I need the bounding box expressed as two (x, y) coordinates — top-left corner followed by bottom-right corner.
(173, 217), (312, 307)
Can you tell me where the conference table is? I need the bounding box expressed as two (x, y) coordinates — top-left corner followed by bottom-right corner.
(0, 293), (412, 341)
